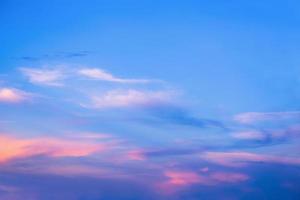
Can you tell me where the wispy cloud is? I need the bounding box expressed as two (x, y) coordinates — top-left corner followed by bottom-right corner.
(231, 125), (300, 147)
(0, 134), (110, 163)
(164, 171), (204, 186)
(201, 151), (300, 167)
(159, 170), (249, 193)
(234, 111), (300, 124)
(85, 89), (173, 109)
(20, 67), (65, 86)
(78, 68), (151, 83)
(232, 130), (266, 140)
(0, 88), (31, 103)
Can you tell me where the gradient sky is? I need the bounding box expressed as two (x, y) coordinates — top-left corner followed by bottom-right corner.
(1, 1), (300, 199)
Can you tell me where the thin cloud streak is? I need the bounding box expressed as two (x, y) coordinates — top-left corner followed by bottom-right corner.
(201, 151), (300, 167)
(78, 68), (151, 83)
(84, 89), (173, 109)
(234, 111), (300, 124)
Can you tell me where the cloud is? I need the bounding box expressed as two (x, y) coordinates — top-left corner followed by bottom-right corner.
(20, 67), (65, 86)
(164, 171), (204, 186)
(234, 111), (300, 124)
(0, 88), (30, 103)
(159, 170), (249, 193)
(231, 125), (300, 147)
(201, 151), (300, 167)
(0, 134), (109, 163)
(85, 89), (172, 109)
(232, 130), (266, 140)
(127, 150), (147, 161)
(78, 68), (151, 83)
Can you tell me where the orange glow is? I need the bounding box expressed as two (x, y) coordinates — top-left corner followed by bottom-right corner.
(0, 135), (107, 163)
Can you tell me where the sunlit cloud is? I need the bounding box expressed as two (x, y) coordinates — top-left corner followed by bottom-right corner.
(20, 67), (65, 86)
(78, 68), (151, 83)
(234, 111), (300, 124)
(0, 88), (30, 103)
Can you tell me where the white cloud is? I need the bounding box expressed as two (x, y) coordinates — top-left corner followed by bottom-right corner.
(85, 89), (172, 109)
(20, 67), (65, 86)
(234, 111), (300, 124)
(78, 68), (150, 83)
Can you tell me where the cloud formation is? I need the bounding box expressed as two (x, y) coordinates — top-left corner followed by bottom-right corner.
(234, 111), (300, 124)
(201, 151), (300, 167)
(160, 170), (249, 193)
(232, 130), (266, 140)
(0, 134), (108, 163)
(86, 89), (172, 109)
(78, 68), (151, 83)
(0, 88), (30, 103)
(20, 67), (65, 86)
(231, 125), (300, 148)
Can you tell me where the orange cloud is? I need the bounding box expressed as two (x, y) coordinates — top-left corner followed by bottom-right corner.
(0, 135), (107, 163)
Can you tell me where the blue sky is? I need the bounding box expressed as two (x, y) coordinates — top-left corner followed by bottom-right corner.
(1, 1), (300, 199)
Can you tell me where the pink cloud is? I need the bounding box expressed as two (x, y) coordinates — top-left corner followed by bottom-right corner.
(127, 150), (147, 161)
(0, 134), (108, 163)
(0, 88), (30, 103)
(164, 171), (204, 186)
(158, 170), (249, 194)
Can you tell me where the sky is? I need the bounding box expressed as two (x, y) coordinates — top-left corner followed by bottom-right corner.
(1, 0), (300, 199)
